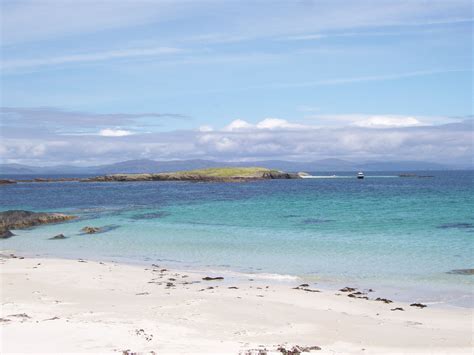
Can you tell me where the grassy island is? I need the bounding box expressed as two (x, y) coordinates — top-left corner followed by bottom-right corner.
(87, 167), (300, 182)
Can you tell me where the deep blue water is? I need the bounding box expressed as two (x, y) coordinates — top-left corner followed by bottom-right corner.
(1, 171), (473, 306)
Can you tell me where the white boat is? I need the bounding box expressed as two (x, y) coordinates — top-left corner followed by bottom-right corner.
(357, 172), (364, 179)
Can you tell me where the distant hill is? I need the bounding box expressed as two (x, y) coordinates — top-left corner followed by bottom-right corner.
(0, 159), (469, 175)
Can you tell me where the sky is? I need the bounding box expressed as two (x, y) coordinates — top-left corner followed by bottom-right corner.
(0, 0), (472, 166)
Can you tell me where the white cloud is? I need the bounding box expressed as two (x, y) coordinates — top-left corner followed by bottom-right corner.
(1, 110), (471, 166)
(224, 119), (253, 131)
(306, 114), (456, 128)
(99, 129), (134, 137)
(224, 118), (309, 131)
(256, 118), (308, 130)
(354, 116), (422, 128)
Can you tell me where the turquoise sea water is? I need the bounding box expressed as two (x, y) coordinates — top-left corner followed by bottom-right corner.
(1, 171), (473, 306)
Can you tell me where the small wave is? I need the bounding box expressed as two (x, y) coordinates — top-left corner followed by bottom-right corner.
(205, 269), (301, 282)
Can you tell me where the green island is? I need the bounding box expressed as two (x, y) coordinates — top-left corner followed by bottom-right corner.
(1, 167), (302, 184)
(86, 167), (300, 182)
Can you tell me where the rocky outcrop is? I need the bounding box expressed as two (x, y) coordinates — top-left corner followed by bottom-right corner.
(0, 179), (16, 185)
(0, 210), (76, 238)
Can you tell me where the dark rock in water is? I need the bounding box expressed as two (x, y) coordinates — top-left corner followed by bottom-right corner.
(202, 276), (224, 281)
(437, 223), (474, 229)
(81, 225), (120, 234)
(410, 303), (427, 308)
(49, 234), (66, 240)
(447, 269), (474, 275)
(0, 227), (14, 239)
(0, 210), (76, 232)
(391, 307), (404, 311)
(0, 179), (16, 185)
(81, 226), (101, 234)
(299, 283), (309, 287)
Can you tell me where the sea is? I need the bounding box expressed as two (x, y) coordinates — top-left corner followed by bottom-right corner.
(1, 171), (473, 307)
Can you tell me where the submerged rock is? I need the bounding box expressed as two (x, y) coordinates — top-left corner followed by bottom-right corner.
(447, 269), (474, 275)
(80, 225), (119, 234)
(0, 210), (75, 239)
(0, 227), (14, 239)
(81, 226), (101, 234)
(49, 233), (66, 240)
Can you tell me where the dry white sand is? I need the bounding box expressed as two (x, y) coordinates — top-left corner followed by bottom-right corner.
(1, 254), (472, 354)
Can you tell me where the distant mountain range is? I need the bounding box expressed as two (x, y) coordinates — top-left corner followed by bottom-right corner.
(0, 159), (470, 175)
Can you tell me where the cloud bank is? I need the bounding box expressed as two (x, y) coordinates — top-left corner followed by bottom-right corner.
(0, 107), (471, 166)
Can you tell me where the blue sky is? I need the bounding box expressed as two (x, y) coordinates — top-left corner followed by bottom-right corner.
(0, 0), (472, 166)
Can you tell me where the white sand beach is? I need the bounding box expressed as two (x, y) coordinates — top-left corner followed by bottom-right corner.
(1, 254), (472, 354)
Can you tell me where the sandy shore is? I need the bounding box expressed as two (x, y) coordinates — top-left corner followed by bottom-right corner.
(0, 254), (472, 354)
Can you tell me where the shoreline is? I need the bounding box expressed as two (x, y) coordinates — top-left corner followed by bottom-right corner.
(3, 246), (472, 310)
(1, 253), (472, 354)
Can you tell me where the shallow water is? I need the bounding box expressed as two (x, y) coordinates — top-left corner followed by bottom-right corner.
(1, 171), (473, 307)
